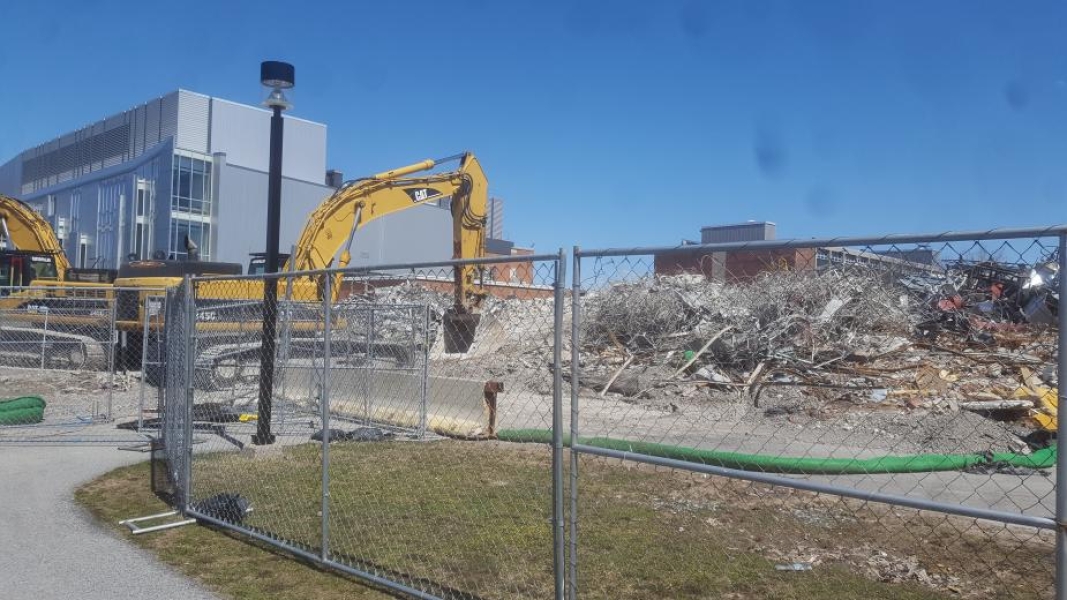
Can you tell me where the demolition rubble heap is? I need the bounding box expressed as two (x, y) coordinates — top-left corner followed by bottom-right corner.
(339, 260), (1059, 454)
(342, 280), (560, 393)
(578, 262), (1059, 453)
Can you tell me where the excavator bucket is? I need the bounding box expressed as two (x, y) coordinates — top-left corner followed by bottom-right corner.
(442, 310), (481, 354)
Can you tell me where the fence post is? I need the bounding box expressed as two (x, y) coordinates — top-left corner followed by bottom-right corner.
(182, 277), (196, 513)
(552, 249), (567, 600)
(107, 292), (117, 421)
(138, 292), (151, 431)
(321, 272), (332, 560)
(568, 247), (581, 600)
(366, 307), (376, 423)
(420, 305), (430, 439)
(39, 304), (48, 371)
(1056, 233), (1067, 600)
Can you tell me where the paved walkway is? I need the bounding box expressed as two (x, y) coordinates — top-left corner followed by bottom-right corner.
(0, 432), (220, 600)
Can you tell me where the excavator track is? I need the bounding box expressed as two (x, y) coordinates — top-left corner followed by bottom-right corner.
(0, 325), (108, 370)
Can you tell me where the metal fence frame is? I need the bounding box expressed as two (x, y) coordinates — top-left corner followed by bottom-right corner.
(0, 285), (170, 443)
(571, 225), (1067, 600)
(0, 288), (117, 431)
(151, 226), (1065, 599)
(162, 252), (569, 600)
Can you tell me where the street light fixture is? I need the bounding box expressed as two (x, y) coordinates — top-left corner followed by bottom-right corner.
(252, 60), (294, 446)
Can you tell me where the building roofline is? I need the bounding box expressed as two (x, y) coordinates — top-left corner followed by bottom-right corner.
(9, 89), (325, 160)
(205, 95), (325, 128)
(700, 221), (776, 231)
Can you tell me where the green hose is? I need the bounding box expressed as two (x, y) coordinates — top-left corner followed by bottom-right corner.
(496, 429), (1056, 475)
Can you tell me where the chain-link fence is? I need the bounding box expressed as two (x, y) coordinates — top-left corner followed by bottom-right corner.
(152, 228), (1064, 599)
(0, 286), (169, 443)
(161, 253), (567, 599)
(0, 286), (116, 440)
(570, 228), (1064, 599)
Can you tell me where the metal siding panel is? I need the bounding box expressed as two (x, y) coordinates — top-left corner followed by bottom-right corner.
(216, 163), (435, 265)
(281, 118), (327, 184)
(214, 164), (333, 264)
(159, 92), (179, 144)
(156, 146), (174, 258)
(348, 204), (453, 267)
(209, 99), (326, 183)
(210, 100), (270, 173)
(702, 223), (775, 244)
(134, 105), (145, 156)
(0, 157), (21, 196)
(176, 91), (210, 153)
(144, 100), (160, 147)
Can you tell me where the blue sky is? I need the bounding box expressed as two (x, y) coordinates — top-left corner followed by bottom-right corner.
(1, 0), (1064, 251)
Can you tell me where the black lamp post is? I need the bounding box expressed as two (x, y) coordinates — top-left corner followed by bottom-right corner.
(252, 60), (294, 446)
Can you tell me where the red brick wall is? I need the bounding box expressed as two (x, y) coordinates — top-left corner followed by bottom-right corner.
(654, 248), (817, 281)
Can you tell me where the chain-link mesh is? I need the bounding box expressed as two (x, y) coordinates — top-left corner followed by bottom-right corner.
(174, 255), (564, 599)
(0, 286), (117, 441)
(571, 234), (1062, 599)
(158, 281), (191, 504)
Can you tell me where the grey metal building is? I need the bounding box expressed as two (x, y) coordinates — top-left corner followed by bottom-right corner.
(0, 90), (488, 271)
(700, 221), (776, 244)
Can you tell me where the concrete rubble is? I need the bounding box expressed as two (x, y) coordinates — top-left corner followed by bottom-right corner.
(577, 263), (1059, 454)
(337, 259), (1059, 455)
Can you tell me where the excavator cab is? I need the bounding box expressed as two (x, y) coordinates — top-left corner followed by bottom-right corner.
(248, 253), (292, 275)
(0, 251), (58, 290)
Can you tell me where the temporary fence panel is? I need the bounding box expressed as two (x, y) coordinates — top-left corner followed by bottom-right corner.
(152, 228), (1064, 600)
(159, 281), (193, 504)
(0, 285), (117, 440)
(172, 253), (567, 600)
(135, 292), (168, 431)
(570, 228), (1064, 600)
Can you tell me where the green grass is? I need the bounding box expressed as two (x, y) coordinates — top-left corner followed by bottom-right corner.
(76, 440), (1051, 600)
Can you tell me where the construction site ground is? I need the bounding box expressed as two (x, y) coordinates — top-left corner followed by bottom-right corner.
(75, 439), (1053, 600)
(0, 360), (1053, 520)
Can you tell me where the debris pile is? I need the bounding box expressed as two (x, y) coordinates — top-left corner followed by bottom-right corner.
(336, 260), (1059, 455)
(578, 264), (1059, 452)
(758, 543), (966, 595)
(583, 270), (915, 368)
(339, 282), (562, 394)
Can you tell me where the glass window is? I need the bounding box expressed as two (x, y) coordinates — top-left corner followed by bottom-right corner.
(30, 257), (58, 279)
(178, 169), (191, 198)
(171, 156), (212, 216)
(191, 172), (204, 201)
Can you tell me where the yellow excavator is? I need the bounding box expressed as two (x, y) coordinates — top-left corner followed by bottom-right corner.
(115, 151), (490, 386)
(0, 194), (118, 367)
(0, 193), (115, 288)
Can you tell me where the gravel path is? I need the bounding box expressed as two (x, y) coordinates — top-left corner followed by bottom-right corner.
(0, 430), (220, 600)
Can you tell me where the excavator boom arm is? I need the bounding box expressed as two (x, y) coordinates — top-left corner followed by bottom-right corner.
(0, 194), (71, 275)
(290, 152), (489, 310)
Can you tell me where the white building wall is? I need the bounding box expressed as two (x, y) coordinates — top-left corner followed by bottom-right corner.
(0, 88), (472, 272)
(213, 161), (333, 265)
(213, 160), (454, 268)
(208, 98), (326, 184)
(176, 90), (210, 154)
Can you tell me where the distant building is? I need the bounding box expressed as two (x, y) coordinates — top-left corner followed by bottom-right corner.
(0, 89), (504, 271)
(655, 222), (939, 280)
(701, 221), (776, 244)
(488, 197), (504, 240)
(0, 90), (337, 269)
